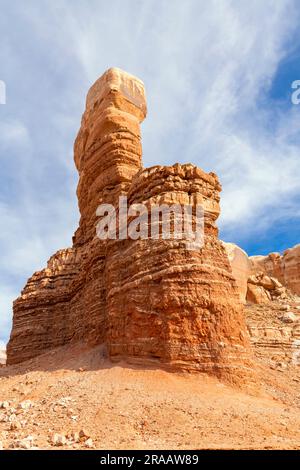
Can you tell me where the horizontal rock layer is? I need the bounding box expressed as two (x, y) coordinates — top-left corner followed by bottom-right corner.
(0, 349), (6, 366)
(246, 300), (300, 366)
(106, 165), (252, 378)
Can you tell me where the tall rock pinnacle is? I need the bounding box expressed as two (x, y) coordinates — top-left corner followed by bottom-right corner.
(7, 68), (253, 383)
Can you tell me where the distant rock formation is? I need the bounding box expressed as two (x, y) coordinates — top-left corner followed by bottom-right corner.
(223, 243), (300, 305)
(247, 273), (290, 304)
(222, 242), (251, 302)
(7, 68), (253, 382)
(246, 299), (300, 367)
(250, 245), (300, 296)
(222, 248), (300, 366)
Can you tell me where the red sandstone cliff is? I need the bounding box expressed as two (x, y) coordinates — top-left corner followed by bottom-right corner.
(7, 68), (253, 382)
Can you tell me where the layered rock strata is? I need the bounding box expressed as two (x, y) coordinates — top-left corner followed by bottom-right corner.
(250, 245), (300, 296)
(246, 301), (300, 366)
(7, 68), (253, 381)
(106, 165), (252, 376)
(8, 68), (146, 365)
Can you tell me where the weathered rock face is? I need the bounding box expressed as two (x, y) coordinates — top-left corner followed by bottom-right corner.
(281, 245), (300, 296)
(222, 242), (251, 302)
(250, 253), (284, 285)
(223, 243), (300, 304)
(250, 245), (300, 296)
(246, 300), (300, 366)
(246, 273), (290, 304)
(8, 68), (146, 365)
(74, 67), (147, 245)
(106, 165), (252, 376)
(7, 68), (253, 381)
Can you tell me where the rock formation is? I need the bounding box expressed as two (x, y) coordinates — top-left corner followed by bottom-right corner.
(223, 243), (300, 305)
(250, 245), (300, 296)
(246, 300), (300, 366)
(247, 273), (290, 304)
(222, 242), (251, 302)
(7, 68), (253, 382)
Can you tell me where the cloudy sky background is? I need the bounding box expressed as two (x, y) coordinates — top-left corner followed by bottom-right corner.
(0, 0), (300, 344)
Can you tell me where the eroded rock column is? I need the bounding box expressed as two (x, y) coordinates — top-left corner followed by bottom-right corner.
(7, 68), (254, 384)
(105, 164), (254, 382)
(74, 67), (147, 246)
(7, 68), (147, 365)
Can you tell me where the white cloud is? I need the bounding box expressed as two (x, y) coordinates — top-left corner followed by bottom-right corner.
(0, 119), (30, 148)
(52, 0), (300, 236)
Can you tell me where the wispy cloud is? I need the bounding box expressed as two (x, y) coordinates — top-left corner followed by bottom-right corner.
(55, 0), (300, 235)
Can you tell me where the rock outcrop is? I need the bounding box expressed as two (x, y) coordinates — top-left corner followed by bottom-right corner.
(222, 242), (251, 302)
(246, 273), (290, 304)
(223, 243), (300, 305)
(106, 165), (253, 377)
(246, 300), (300, 366)
(250, 245), (300, 296)
(7, 68), (253, 382)
(221, 244), (300, 365)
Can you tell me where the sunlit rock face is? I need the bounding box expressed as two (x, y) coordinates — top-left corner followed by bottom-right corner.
(222, 242), (252, 303)
(250, 245), (300, 296)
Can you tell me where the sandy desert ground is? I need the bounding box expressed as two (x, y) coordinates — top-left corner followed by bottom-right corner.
(0, 342), (299, 450)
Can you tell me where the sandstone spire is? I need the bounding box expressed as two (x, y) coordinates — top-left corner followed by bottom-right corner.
(7, 68), (253, 383)
(74, 67), (147, 245)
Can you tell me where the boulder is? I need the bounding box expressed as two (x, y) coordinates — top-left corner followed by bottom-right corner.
(246, 272), (290, 304)
(247, 284), (271, 304)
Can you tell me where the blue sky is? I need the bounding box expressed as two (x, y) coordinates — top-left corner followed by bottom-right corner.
(0, 0), (300, 346)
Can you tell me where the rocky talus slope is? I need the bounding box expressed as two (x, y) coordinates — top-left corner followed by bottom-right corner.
(246, 298), (300, 367)
(0, 344), (299, 450)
